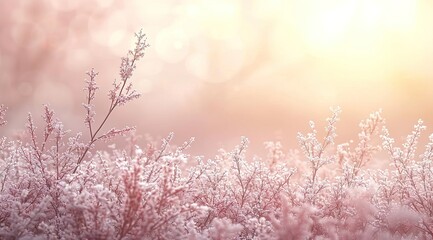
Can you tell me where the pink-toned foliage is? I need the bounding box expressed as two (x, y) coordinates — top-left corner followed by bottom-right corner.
(0, 31), (432, 239)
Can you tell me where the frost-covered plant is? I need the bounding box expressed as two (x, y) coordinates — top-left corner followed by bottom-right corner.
(377, 120), (433, 236)
(0, 105), (7, 127)
(0, 31), (433, 239)
(296, 107), (341, 205)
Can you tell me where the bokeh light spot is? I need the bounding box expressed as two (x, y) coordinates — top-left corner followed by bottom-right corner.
(155, 26), (190, 63)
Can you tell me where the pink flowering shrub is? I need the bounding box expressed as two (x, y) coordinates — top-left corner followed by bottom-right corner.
(0, 31), (432, 239)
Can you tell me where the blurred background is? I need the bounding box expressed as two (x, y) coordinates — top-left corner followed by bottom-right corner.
(1, 0), (433, 157)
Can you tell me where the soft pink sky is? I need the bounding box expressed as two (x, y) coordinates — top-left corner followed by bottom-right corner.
(1, 0), (433, 157)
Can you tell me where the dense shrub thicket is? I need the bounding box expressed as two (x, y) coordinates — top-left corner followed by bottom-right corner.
(0, 31), (432, 239)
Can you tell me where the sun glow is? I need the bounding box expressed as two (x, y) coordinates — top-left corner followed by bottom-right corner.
(294, 0), (418, 55)
(180, 0), (422, 84)
(266, 0), (423, 93)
